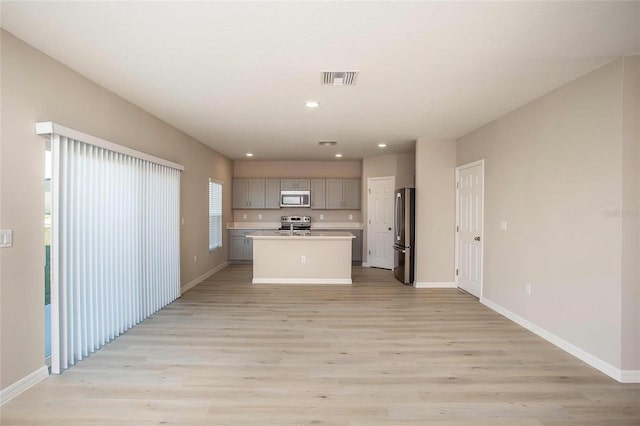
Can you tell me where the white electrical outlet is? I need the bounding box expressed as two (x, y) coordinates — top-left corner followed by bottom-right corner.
(258, 214), (263, 220)
(243, 214), (248, 220)
(181, 217), (185, 226)
(500, 220), (508, 231)
(525, 283), (531, 296)
(348, 214), (353, 220)
(0, 229), (13, 248)
(320, 214), (324, 220)
(194, 255), (198, 264)
(301, 255), (306, 264)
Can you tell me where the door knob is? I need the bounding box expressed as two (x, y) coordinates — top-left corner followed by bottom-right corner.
(474, 236), (481, 241)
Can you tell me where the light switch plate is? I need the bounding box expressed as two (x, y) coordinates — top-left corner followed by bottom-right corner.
(0, 229), (13, 248)
(500, 220), (508, 231)
(258, 214), (263, 220)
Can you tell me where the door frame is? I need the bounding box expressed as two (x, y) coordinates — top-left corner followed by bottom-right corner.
(455, 159), (485, 300)
(366, 176), (395, 269)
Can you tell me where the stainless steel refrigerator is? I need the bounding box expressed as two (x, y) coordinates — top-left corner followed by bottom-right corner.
(393, 188), (415, 285)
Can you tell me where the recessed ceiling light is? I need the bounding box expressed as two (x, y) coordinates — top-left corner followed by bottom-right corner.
(305, 100), (319, 108)
(335, 153), (343, 158)
(378, 143), (387, 148)
(245, 153), (254, 157)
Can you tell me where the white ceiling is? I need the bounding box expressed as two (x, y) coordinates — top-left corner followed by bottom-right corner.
(1, 1), (639, 160)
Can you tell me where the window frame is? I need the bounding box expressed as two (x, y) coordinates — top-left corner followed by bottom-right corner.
(208, 178), (223, 252)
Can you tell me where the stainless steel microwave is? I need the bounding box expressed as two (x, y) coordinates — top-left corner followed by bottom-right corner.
(280, 190), (310, 207)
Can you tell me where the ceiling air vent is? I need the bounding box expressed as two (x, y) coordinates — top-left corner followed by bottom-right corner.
(318, 141), (338, 146)
(322, 71), (359, 86)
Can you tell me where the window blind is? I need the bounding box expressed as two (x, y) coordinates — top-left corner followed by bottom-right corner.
(44, 129), (182, 374)
(209, 179), (222, 250)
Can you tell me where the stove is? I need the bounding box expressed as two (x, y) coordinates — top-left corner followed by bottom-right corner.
(279, 215), (311, 231)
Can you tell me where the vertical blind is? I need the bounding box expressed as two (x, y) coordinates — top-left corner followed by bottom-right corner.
(49, 133), (181, 374)
(209, 179), (222, 250)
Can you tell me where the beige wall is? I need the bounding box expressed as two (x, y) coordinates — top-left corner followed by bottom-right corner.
(234, 160), (361, 178)
(414, 139), (456, 283)
(621, 56), (640, 371)
(361, 152), (415, 264)
(457, 58), (631, 369)
(0, 30), (232, 390)
(395, 153), (416, 189)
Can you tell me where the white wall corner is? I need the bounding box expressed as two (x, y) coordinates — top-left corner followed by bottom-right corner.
(482, 297), (631, 383)
(413, 281), (457, 288)
(181, 262), (228, 294)
(1, 365), (49, 406)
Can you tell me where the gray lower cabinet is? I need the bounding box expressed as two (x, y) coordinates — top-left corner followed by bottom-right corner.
(229, 229), (361, 263)
(228, 230), (256, 261)
(350, 230), (363, 263)
(325, 179), (360, 209)
(310, 179), (326, 209)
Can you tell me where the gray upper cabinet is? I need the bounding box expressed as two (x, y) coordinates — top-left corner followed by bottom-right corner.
(265, 179), (281, 209)
(325, 179), (360, 209)
(233, 177), (360, 210)
(232, 179), (265, 209)
(310, 179), (326, 209)
(342, 179), (360, 209)
(325, 179), (343, 209)
(280, 179), (310, 190)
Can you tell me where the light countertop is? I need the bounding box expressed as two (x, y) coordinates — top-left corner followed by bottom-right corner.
(311, 222), (363, 230)
(227, 222), (280, 230)
(227, 222), (363, 230)
(247, 230), (355, 240)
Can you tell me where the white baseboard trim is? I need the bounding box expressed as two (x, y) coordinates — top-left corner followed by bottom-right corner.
(362, 262), (370, 267)
(1, 365), (49, 406)
(482, 297), (638, 383)
(253, 278), (352, 285)
(181, 262), (228, 294)
(413, 281), (457, 288)
(621, 370), (640, 383)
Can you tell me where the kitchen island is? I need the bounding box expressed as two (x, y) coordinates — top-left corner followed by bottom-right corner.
(247, 231), (355, 284)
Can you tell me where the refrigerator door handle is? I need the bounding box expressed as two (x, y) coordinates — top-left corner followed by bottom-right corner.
(393, 245), (405, 254)
(395, 193), (401, 241)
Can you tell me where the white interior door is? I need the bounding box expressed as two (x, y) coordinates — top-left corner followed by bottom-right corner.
(367, 176), (395, 269)
(457, 161), (484, 298)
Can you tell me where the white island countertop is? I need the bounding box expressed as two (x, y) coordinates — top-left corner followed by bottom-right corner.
(227, 222), (363, 230)
(247, 230), (355, 240)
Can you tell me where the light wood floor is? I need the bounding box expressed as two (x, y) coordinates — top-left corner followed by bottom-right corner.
(2, 265), (639, 425)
